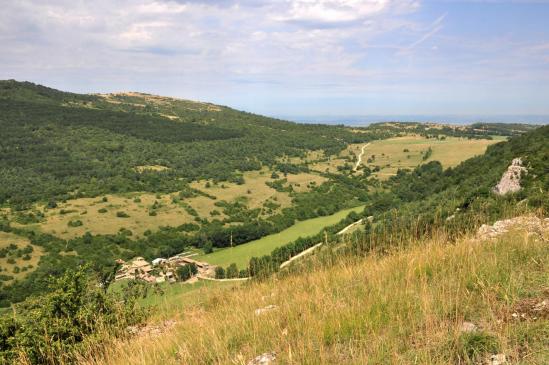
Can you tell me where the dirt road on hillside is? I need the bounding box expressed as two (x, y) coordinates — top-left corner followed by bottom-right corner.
(353, 143), (370, 171)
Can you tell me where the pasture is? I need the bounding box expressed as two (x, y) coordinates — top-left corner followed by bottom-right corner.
(357, 135), (506, 179)
(197, 205), (365, 269)
(0, 232), (44, 283)
(35, 193), (195, 239)
(16, 169), (326, 240)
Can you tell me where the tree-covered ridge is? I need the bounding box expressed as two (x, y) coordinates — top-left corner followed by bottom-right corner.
(0, 80), (376, 206)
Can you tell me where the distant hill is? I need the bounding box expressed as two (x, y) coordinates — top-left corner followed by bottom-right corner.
(0, 80), (373, 206)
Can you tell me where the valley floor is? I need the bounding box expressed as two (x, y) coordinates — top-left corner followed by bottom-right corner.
(84, 216), (549, 365)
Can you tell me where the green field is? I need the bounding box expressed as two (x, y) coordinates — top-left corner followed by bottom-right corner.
(357, 135), (507, 179)
(197, 205), (365, 268)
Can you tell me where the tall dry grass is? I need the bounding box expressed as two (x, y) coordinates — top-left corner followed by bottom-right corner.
(83, 222), (548, 365)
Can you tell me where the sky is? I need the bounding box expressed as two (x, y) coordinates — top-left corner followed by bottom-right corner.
(1, 0), (549, 121)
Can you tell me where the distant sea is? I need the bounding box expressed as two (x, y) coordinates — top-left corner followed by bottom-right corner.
(275, 115), (549, 127)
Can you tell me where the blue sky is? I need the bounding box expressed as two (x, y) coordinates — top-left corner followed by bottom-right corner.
(1, 0), (549, 120)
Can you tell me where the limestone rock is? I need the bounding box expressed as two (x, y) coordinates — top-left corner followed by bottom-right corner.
(493, 158), (526, 195)
(476, 216), (549, 241)
(247, 352), (276, 365)
(459, 321), (478, 333)
(254, 305), (278, 316)
(488, 353), (507, 365)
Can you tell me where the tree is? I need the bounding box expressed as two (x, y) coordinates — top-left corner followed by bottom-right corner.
(226, 263), (238, 278)
(203, 241), (213, 254)
(215, 266), (225, 279)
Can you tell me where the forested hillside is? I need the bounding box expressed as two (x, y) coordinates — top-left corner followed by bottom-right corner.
(0, 80), (375, 206)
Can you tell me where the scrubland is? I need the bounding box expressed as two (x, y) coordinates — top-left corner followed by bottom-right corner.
(83, 223), (548, 365)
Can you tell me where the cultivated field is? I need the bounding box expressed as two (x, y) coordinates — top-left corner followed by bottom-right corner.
(0, 232), (43, 283)
(196, 205), (365, 268)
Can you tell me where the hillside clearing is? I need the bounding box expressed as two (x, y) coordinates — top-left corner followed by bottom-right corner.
(358, 135), (506, 179)
(30, 193), (194, 239)
(0, 232), (44, 283)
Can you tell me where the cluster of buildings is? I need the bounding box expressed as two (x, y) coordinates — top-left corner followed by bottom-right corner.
(114, 253), (212, 284)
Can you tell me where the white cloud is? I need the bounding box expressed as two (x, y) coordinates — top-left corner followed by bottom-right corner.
(1, 0), (547, 116)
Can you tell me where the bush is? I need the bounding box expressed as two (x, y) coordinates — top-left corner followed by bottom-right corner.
(67, 219), (83, 227)
(176, 263), (198, 281)
(0, 266), (147, 364)
(453, 331), (500, 363)
(98, 208), (108, 213)
(116, 211), (130, 218)
(46, 201), (57, 209)
(203, 241), (213, 254)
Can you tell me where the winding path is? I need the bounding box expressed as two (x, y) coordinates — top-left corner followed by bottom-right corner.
(353, 143), (370, 171)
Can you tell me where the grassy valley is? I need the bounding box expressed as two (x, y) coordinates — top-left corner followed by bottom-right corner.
(0, 81), (547, 365)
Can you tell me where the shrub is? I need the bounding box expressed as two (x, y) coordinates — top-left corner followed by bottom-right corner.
(453, 332), (500, 363)
(203, 241), (213, 254)
(98, 208), (108, 213)
(0, 266), (147, 364)
(67, 219), (83, 227)
(116, 211), (130, 218)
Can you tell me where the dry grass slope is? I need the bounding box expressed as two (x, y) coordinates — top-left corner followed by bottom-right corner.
(84, 220), (549, 365)
(0, 232), (44, 283)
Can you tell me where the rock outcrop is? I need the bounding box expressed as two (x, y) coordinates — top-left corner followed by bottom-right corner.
(493, 158), (526, 195)
(476, 215), (549, 241)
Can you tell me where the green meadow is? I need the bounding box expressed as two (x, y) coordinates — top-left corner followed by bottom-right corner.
(197, 205), (365, 268)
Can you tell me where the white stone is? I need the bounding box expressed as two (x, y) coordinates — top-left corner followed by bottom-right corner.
(247, 352), (276, 365)
(459, 321), (478, 333)
(489, 353), (507, 365)
(493, 158), (526, 195)
(254, 305), (278, 316)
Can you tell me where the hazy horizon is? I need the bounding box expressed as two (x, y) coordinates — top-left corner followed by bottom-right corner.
(275, 114), (549, 126)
